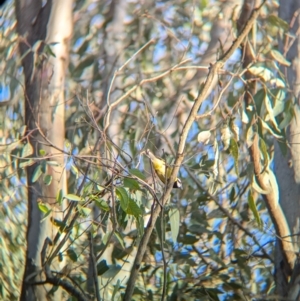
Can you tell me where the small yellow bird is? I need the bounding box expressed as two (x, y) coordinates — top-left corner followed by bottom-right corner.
(144, 149), (182, 189)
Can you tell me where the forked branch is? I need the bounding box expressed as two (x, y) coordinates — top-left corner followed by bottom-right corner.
(123, 2), (266, 300)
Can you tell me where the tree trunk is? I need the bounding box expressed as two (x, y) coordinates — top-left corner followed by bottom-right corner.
(275, 0), (300, 298)
(16, 1), (73, 300)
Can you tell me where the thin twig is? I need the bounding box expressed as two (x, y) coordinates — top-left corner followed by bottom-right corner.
(89, 232), (101, 301)
(106, 39), (155, 107)
(103, 59), (191, 132)
(195, 74), (234, 120)
(186, 166), (273, 262)
(122, 3), (266, 300)
(160, 208), (167, 301)
(41, 238), (89, 301)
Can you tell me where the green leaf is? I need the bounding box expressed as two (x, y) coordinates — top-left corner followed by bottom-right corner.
(201, 159), (215, 169)
(41, 160), (47, 173)
(279, 107), (294, 129)
(114, 232), (125, 249)
(269, 77), (285, 88)
(116, 187), (129, 211)
(73, 55), (95, 78)
(248, 66), (273, 82)
(248, 191), (262, 227)
(43, 174), (52, 186)
(70, 164), (79, 178)
(56, 189), (63, 205)
(51, 219), (67, 232)
(48, 285), (59, 296)
(254, 89), (265, 115)
(38, 203), (52, 221)
(264, 93), (280, 131)
(124, 177), (140, 190)
(77, 38), (90, 56)
(112, 279), (121, 301)
(225, 281), (243, 290)
(178, 234), (198, 244)
(129, 168), (146, 180)
(97, 260), (109, 276)
(78, 206), (91, 216)
(101, 265), (122, 279)
(169, 207), (180, 243)
(209, 248), (227, 268)
(44, 44), (56, 58)
(67, 248), (78, 262)
(272, 89), (286, 116)
(39, 149), (46, 156)
(112, 246), (128, 259)
(21, 142), (33, 157)
(259, 137), (269, 173)
(46, 161), (60, 167)
(32, 164), (43, 183)
(277, 132), (288, 156)
(38, 203), (50, 214)
(259, 118), (282, 139)
(207, 209), (225, 219)
(220, 124), (231, 150)
(270, 49), (291, 66)
(189, 223), (210, 235)
(64, 194), (82, 202)
(267, 15), (289, 31)
(19, 159), (34, 168)
(234, 248), (248, 256)
(102, 232), (111, 245)
(95, 199), (110, 211)
(229, 138), (239, 174)
(127, 199), (142, 217)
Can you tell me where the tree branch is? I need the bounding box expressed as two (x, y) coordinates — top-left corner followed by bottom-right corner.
(250, 134), (295, 273)
(122, 3), (265, 300)
(41, 238), (89, 301)
(236, 0), (296, 276)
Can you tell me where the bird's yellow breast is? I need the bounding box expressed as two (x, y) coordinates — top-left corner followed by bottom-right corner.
(151, 159), (165, 182)
(145, 149), (182, 189)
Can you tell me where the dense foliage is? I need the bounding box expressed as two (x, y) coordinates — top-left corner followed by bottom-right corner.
(0, 0), (294, 300)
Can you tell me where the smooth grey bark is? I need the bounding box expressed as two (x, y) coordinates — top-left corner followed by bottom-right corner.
(16, 0), (72, 300)
(16, 2), (52, 300)
(274, 0), (300, 298)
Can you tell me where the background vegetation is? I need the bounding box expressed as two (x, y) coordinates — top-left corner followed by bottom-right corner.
(0, 0), (299, 300)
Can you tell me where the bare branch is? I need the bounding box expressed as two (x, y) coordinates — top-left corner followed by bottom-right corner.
(89, 233), (101, 301)
(41, 238), (89, 301)
(123, 3), (265, 300)
(237, 0), (296, 277)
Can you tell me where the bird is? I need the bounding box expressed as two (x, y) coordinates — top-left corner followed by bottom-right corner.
(144, 149), (182, 189)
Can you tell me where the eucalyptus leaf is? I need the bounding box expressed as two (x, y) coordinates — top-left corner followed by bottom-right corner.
(21, 142), (33, 158)
(64, 194), (82, 202)
(270, 49), (291, 66)
(129, 168), (146, 180)
(116, 187), (129, 211)
(248, 191), (262, 227)
(32, 164), (43, 183)
(169, 207), (180, 243)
